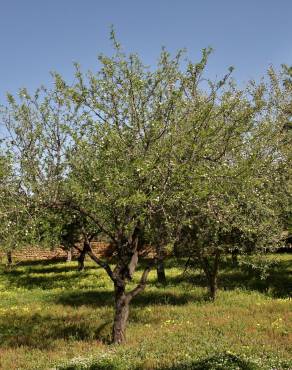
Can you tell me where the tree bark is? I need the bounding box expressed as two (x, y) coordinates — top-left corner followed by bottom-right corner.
(80, 225), (153, 344)
(66, 248), (72, 262)
(209, 271), (218, 301)
(231, 250), (238, 265)
(78, 248), (86, 271)
(156, 243), (167, 284)
(6, 251), (12, 266)
(76, 238), (92, 271)
(78, 239), (90, 271)
(201, 250), (221, 301)
(156, 257), (166, 284)
(112, 286), (130, 344)
(111, 261), (153, 344)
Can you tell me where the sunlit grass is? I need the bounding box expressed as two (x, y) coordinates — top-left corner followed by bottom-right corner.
(0, 255), (291, 369)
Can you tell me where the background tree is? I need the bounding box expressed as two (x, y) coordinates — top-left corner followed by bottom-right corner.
(0, 152), (37, 267)
(280, 64), (292, 246)
(172, 71), (290, 299)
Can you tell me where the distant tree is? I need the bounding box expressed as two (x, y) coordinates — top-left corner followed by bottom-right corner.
(280, 64), (292, 244)
(172, 70), (290, 299)
(0, 153), (36, 266)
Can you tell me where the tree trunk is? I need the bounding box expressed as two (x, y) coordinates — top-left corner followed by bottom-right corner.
(231, 250), (238, 265)
(66, 248), (72, 262)
(6, 251), (12, 266)
(82, 224), (152, 345)
(77, 240), (91, 271)
(209, 272), (217, 301)
(156, 257), (167, 284)
(78, 250), (86, 271)
(156, 243), (167, 284)
(111, 253), (153, 344)
(112, 286), (130, 344)
(201, 250), (220, 301)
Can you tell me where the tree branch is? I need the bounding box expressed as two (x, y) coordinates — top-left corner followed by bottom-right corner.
(45, 199), (116, 243)
(126, 261), (154, 301)
(86, 247), (115, 282)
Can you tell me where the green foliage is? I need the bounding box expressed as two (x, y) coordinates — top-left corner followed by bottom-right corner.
(0, 153), (37, 254)
(1, 37), (290, 258)
(0, 34), (291, 346)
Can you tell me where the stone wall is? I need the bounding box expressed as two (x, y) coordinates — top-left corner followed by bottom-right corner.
(0, 242), (112, 263)
(0, 242), (155, 263)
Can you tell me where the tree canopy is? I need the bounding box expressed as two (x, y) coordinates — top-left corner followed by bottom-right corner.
(0, 37), (290, 342)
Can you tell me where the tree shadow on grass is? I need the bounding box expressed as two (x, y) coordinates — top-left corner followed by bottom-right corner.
(153, 353), (260, 370)
(2, 256), (291, 297)
(57, 353), (261, 370)
(0, 312), (113, 349)
(1, 269), (93, 290)
(55, 289), (206, 309)
(150, 353), (260, 370)
(0, 287), (204, 350)
(16, 258), (68, 266)
(0, 290), (203, 350)
(0, 265), (102, 290)
(56, 290), (114, 307)
(220, 268), (292, 298)
(167, 257), (292, 298)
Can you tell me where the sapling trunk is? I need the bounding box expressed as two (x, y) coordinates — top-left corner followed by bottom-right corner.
(66, 247), (72, 262)
(201, 250), (221, 301)
(6, 251), (12, 266)
(231, 250), (238, 265)
(78, 249), (86, 271)
(156, 243), (167, 284)
(156, 257), (167, 284)
(209, 272), (218, 301)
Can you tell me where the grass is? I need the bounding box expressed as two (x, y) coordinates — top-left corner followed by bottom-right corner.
(0, 254), (291, 369)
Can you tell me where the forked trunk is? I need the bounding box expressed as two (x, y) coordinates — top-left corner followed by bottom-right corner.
(111, 253), (152, 343)
(82, 225), (152, 345)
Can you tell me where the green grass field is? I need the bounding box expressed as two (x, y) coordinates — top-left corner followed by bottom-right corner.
(0, 255), (291, 370)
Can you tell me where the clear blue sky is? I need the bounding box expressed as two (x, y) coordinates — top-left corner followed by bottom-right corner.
(1, 0), (291, 102)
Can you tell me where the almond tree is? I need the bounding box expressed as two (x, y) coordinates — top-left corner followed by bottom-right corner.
(1, 38), (202, 342)
(2, 33), (289, 342)
(172, 71), (290, 300)
(53, 38), (244, 341)
(53, 41), (193, 343)
(0, 152), (36, 266)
